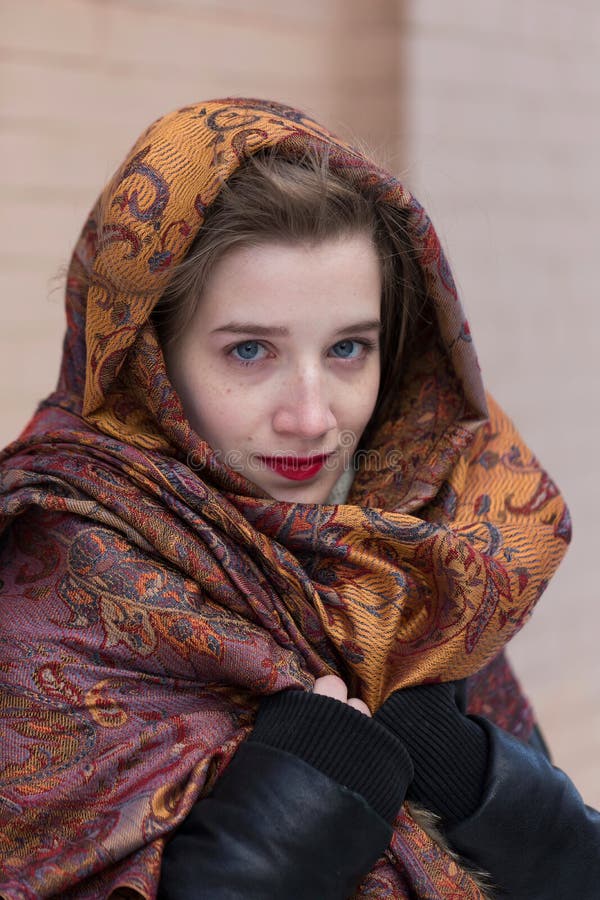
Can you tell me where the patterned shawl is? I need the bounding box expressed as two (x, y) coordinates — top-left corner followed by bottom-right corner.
(0, 99), (570, 899)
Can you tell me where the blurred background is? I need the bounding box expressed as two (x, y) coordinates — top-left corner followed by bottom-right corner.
(1, 1), (599, 803)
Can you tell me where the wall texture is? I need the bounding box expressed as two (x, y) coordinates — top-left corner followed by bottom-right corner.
(404, 0), (600, 804)
(1, 0), (599, 806)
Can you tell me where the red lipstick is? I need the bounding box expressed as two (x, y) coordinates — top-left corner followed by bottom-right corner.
(259, 454), (330, 481)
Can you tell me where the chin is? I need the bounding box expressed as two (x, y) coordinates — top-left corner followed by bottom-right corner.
(264, 479), (335, 505)
(269, 489), (329, 505)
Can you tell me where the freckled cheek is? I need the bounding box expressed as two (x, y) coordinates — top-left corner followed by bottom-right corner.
(206, 390), (265, 443)
(346, 373), (380, 424)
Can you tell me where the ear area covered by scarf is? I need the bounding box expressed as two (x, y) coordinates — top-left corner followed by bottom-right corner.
(0, 98), (570, 899)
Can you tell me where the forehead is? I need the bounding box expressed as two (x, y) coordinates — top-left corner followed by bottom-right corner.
(196, 234), (382, 329)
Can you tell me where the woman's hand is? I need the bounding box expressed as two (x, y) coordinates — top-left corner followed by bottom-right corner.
(313, 674), (371, 717)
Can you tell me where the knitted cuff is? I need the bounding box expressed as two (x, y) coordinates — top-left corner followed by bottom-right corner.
(250, 689), (414, 824)
(374, 683), (489, 825)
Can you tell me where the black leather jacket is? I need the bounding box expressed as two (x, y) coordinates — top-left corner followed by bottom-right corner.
(158, 690), (600, 900)
(447, 719), (600, 898)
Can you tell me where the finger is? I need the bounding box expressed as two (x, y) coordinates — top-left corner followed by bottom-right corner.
(347, 698), (372, 717)
(312, 674), (348, 703)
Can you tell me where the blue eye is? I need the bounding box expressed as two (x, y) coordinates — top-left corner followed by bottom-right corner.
(331, 339), (361, 359)
(233, 341), (262, 361)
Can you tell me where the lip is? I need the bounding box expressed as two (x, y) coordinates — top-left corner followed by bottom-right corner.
(258, 453), (332, 482)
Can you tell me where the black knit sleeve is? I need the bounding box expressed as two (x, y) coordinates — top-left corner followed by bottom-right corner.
(374, 682), (488, 824)
(250, 688), (413, 823)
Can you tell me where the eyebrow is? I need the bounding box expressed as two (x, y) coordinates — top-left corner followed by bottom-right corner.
(211, 319), (382, 337)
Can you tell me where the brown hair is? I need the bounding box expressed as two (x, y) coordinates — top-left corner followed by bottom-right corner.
(153, 147), (430, 433)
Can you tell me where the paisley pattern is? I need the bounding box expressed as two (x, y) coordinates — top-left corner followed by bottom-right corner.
(0, 99), (570, 897)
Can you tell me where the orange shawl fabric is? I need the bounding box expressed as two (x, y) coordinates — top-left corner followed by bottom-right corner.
(0, 99), (570, 898)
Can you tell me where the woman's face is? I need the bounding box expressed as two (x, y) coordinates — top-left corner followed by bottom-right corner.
(164, 233), (382, 503)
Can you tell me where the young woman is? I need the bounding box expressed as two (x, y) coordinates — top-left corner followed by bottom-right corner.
(0, 98), (598, 899)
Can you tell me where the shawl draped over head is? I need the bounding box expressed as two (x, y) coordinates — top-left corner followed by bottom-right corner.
(0, 99), (571, 899)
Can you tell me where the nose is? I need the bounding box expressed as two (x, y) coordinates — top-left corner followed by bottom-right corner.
(272, 365), (337, 440)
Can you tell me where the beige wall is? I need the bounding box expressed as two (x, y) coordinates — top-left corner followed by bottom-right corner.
(2, 0), (599, 805)
(405, 1), (600, 804)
